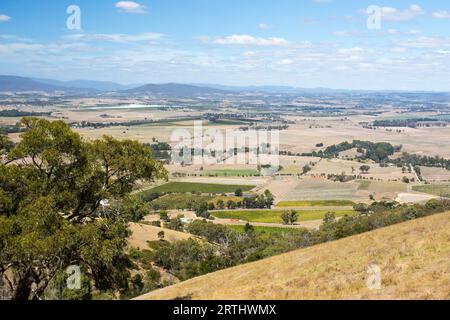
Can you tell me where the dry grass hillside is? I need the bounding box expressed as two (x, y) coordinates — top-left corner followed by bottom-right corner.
(128, 223), (192, 248)
(136, 212), (450, 300)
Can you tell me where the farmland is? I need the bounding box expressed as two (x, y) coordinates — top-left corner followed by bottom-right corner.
(148, 193), (243, 210)
(276, 200), (355, 207)
(141, 181), (255, 194)
(199, 169), (261, 177)
(212, 209), (356, 223)
(227, 225), (306, 235)
(412, 183), (450, 196)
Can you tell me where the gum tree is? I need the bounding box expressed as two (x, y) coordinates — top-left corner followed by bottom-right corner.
(0, 118), (167, 300)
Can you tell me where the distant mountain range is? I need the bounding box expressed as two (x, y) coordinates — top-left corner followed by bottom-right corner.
(0, 75), (231, 96)
(0, 75), (345, 96)
(32, 78), (136, 92)
(125, 83), (231, 96)
(0, 76), (78, 93)
(1, 75), (448, 96)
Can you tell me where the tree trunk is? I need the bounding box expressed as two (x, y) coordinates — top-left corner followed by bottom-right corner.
(0, 268), (35, 300)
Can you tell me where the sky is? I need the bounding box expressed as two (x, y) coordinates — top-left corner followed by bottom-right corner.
(0, 0), (450, 91)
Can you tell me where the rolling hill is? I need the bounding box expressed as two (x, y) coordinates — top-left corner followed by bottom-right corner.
(0, 75), (72, 92)
(33, 78), (133, 91)
(125, 83), (231, 96)
(136, 212), (450, 300)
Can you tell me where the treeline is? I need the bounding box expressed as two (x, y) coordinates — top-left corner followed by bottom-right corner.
(307, 140), (400, 163)
(144, 142), (171, 161)
(373, 118), (447, 128)
(0, 110), (51, 117)
(0, 125), (24, 134)
(393, 152), (450, 171)
(144, 199), (448, 285)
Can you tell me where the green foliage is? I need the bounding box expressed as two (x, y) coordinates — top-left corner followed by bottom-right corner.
(311, 140), (396, 163)
(186, 220), (231, 243)
(244, 223), (255, 234)
(281, 210), (298, 225)
(360, 165), (371, 173)
(164, 216), (184, 231)
(195, 202), (210, 219)
(0, 118), (166, 300)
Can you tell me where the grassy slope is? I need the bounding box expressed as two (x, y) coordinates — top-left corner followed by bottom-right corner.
(136, 212), (450, 300)
(128, 223), (192, 248)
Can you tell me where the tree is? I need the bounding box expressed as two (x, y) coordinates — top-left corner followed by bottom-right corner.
(157, 231), (165, 240)
(281, 210), (298, 225)
(353, 203), (369, 215)
(195, 202), (210, 219)
(234, 189), (243, 197)
(360, 165), (371, 174)
(302, 165), (312, 174)
(216, 200), (225, 210)
(0, 118), (167, 300)
(244, 222), (255, 233)
(159, 211), (169, 222)
(165, 216), (184, 231)
(323, 212), (336, 224)
(264, 190), (274, 209)
(226, 200), (236, 210)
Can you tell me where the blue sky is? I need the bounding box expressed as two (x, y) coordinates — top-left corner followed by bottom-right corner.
(1, 0), (450, 90)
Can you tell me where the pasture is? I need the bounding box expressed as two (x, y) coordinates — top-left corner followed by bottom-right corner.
(227, 225), (306, 235)
(420, 167), (450, 182)
(276, 200), (355, 207)
(212, 209), (356, 224)
(143, 182), (255, 194)
(412, 183), (450, 196)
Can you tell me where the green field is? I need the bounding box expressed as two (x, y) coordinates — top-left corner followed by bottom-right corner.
(143, 182), (255, 194)
(147, 193), (244, 210)
(213, 209), (356, 223)
(228, 225), (306, 235)
(276, 200), (355, 207)
(200, 169), (261, 177)
(412, 184), (450, 196)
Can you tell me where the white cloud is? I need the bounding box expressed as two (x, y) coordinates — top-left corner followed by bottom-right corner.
(337, 47), (365, 55)
(332, 30), (362, 37)
(198, 34), (289, 47)
(115, 1), (147, 14)
(387, 29), (399, 35)
(276, 58), (294, 65)
(408, 29), (422, 35)
(432, 11), (450, 19)
(380, 5), (424, 22)
(391, 47), (407, 53)
(65, 32), (164, 43)
(258, 23), (272, 30)
(395, 36), (450, 49)
(0, 14), (11, 22)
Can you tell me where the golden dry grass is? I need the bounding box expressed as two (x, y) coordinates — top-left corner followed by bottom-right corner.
(128, 223), (192, 248)
(136, 212), (450, 300)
